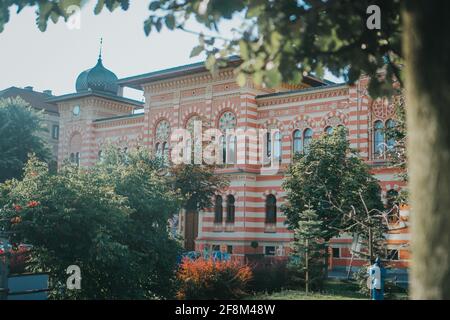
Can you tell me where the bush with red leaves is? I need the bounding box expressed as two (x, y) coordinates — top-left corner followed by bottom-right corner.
(176, 258), (252, 300)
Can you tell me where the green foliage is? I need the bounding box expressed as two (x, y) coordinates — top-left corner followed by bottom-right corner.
(0, 97), (50, 183)
(282, 127), (384, 240)
(141, 0), (402, 95)
(0, 1), (402, 96)
(249, 279), (368, 300)
(0, 0), (130, 32)
(288, 209), (327, 291)
(0, 150), (182, 299)
(385, 96), (408, 202)
(250, 240), (258, 250)
(169, 164), (229, 212)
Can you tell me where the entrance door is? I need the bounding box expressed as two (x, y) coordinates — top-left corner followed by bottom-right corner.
(184, 210), (199, 251)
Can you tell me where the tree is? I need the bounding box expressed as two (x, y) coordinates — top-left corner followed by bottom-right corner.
(288, 208), (327, 293)
(336, 193), (391, 296)
(283, 127), (384, 240)
(1, 0), (449, 299)
(386, 97), (408, 202)
(169, 164), (229, 250)
(170, 164), (228, 213)
(283, 127), (384, 275)
(0, 97), (49, 182)
(0, 151), (182, 299)
(97, 147), (183, 298)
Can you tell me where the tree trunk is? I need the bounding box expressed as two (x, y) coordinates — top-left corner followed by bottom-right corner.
(305, 239), (309, 295)
(368, 227), (373, 263)
(403, 1), (450, 299)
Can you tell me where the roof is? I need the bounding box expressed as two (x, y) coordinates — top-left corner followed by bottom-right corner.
(76, 56), (119, 95)
(118, 55), (329, 90)
(0, 86), (58, 113)
(255, 83), (348, 100)
(117, 56), (242, 90)
(93, 113), (144, 123)
(48, 90), (144, 108)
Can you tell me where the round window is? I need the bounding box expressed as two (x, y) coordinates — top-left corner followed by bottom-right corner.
(73, 105), (81, 116)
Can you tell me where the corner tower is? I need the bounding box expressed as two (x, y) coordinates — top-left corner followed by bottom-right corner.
(49, 45), (143, 167)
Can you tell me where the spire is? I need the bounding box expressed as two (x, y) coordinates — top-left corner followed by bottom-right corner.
(98, 37), (103, 61)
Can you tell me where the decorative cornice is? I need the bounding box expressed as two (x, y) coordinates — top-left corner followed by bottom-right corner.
(93, 116), (144, 129)
(257, 87), (349, 107)
(143, 69), (235, 93)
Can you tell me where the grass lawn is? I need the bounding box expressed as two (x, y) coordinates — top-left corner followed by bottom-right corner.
(248, 279), (408, 300)
(249, 290), (365, 300)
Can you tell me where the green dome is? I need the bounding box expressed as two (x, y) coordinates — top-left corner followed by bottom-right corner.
(75, 57), (119, 95)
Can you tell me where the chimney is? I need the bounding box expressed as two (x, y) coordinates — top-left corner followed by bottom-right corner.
(43, 90), (53, 96)
(24, 86), (34, 91)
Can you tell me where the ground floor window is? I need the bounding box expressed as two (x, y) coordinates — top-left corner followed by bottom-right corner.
(264, 246), (276, 256)
(227, 245), (233, 254)
(332, 247), (340, 258)
(387, 249), (399, 261)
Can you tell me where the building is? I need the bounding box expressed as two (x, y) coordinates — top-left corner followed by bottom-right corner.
(49, 52), (409, 275)
(0, 86), (60, 162)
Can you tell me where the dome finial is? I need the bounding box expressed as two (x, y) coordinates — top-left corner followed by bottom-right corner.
(98, 37), (103, 61)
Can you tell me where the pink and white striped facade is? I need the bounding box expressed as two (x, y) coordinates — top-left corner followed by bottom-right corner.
(53, 62), (409, 269)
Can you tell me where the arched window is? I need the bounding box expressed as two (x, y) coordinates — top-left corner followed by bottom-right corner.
(266, 132), (272, 158)
(226, 195), (235, 223)
(155, 143), (161, 159)
(293, 130), (303, 155)
(184, 138), (192, 162)
(228, 135), (237, 164)
(75, 152), (80, 167)
(325, 126), (334, 135)
(162, 142), (169, 164)
(69, 132), (82, 166)
(214, 195), (223, 224)
(218, 111), (237, 165)
(218, 111), (237, 132)
(386, 119), (396, 149)
(98, 150), (104, 163)
(265, 195), (277, 224)
(303, 128), (313, 154)
(336, 124), (347, 136)
(186, 115), (201, 162)
(273, 132), (282, 163)
(386, 189), (399, 222)
(374, 120), (385, 157)
(220, 135), (226, 164)
(156, 120), (170, 142)
(122, 147), (129, 163)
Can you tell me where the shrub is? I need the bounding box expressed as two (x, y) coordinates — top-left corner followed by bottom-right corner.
(287, 257), (325, 292)
(0, 153), (182, 299)
(248, 260), (289, 293)
(176, 258), (252, 300)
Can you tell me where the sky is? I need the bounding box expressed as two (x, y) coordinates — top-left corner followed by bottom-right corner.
(0, 1), (339, 101)
(0, 1), (216, 100)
